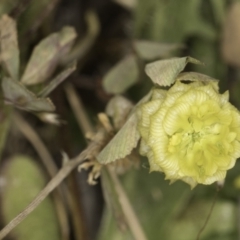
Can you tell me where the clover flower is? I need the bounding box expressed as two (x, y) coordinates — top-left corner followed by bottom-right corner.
(138, 80), (240, 188)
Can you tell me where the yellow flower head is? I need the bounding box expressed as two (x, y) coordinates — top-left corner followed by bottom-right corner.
(138, 80), (240, 188)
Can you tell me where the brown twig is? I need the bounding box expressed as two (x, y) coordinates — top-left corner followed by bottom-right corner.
(0, 128), (106, 240)
(65, 84), (93, 135)
(13, 112), (70, 240)
(65, 83), (148, 240)
(106, 166), (147, 240)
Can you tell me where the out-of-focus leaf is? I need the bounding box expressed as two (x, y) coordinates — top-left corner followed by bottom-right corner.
(103, 54), (139, 94)
(113, 0), (137, 10)
(1, 155), (60, 240)
(145, 57), (203, 87)
(221, 2), (240, 67)
(176, 72), (218, 82)
(97, 168), (189, 240)
(20, 27), (77, 85)
(38, 62), (76, 97)
(98, 209), (133, 240)
(97, 112), (140, 164)
(19, 0), (59, 34)
(134, 40), (183, 60)
(98, 167), (237, 240)
(210, 0), (226, 25)
(134, 0), (216, 42)
(189, 38), (227, 86)
(2, 77), (55, 112)
(164, 200), (236, 240)
(0, 15), (19, 80)
(0, 0), (20, 17)
(106, 95), (133, 130)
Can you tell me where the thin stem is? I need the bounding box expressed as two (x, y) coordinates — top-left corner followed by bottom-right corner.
(14, 113), (58, 175)
(0, 129), (106, 240)
(13, 112), (70, 240)
(196, 190), (219, 240)
(106, 166), (147, 240)
(65, 84), (94, 135)
(65, 83), (147, 240)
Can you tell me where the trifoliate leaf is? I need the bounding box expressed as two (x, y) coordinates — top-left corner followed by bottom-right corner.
(176, 72), (218, 82)
(20, 27), (77, 85)
(134, 40), (183, 60)
(103, 54), (139, 94)
(2, 77), (55, 112)
(38, 62), (76, 97)
(97, 112), (140, 164)
(0, 15), (19, 80)
(1, 155), (60, 240)
(145, 56), (203, 86)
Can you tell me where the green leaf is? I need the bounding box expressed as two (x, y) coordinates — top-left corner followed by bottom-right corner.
(20, 27), (77, 85)
(176, 72), (218, 82)
(0, 0), (20, 17)
(97, 112), (140, 164)
(164, 200), (236, 240)
(97, 89), (154, 164)
(145, 56), (203, 86)
(134, 40), (183, 60)
(103, 54), (139, 94)
(1, 155), (61, 240)
(134, 0), (216, 42)
(97, 168), (189, 240)
(0, 15), (19, 80)
(38, 62), (76, 97)
(2, 77), (55, 112)
(18, 0), (58, 34)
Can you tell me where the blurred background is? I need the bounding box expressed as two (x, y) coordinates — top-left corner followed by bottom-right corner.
(1, 0), (240, 240)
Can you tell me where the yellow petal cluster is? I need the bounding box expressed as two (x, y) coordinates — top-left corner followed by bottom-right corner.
(138, 80), (240, 188)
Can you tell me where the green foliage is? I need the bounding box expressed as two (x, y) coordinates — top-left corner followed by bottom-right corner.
(1, 155), (61, 240)
(103, 54), (139, 94)
(21, 27), (77, 85)
(145, 57), (203, 86)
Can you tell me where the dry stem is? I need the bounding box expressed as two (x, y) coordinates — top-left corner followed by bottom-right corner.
(0, 129), (106, 240)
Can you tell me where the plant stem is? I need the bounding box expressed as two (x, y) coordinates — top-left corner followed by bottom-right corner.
(65, 83), (147, 240)
(0, 129), (106, 240)
(13, 112), (70, 240)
